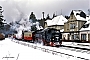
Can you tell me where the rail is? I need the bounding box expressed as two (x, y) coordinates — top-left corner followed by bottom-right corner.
(12, 40), (90, 60)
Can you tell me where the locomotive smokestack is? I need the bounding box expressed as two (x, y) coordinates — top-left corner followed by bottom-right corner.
(42, 12), (44, 19)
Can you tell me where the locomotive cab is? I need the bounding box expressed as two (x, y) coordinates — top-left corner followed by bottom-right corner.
(42, 28), (62, 47)
(50, 30), (62, 46)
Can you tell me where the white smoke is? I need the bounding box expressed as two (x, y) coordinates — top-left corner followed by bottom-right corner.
(35, 22), (43, 30)
(10, 12), (43, 39)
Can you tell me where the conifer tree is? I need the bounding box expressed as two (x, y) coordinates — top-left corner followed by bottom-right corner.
(29, 12), (37, 23)
(29, 12), (37, 31)
(46, 14), (50, 19)
(0, 6), (5, 29)
(52, 13), (56, 18)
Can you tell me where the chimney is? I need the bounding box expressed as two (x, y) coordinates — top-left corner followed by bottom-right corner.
(42, 12), (44, 19)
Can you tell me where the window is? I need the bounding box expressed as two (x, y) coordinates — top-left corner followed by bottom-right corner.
(72, 34), (79, 40)
(81, 34), (86, 40)
(70, 23), (76, 29)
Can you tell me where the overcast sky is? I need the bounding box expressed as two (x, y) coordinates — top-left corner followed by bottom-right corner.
(0, 0), (90, 23)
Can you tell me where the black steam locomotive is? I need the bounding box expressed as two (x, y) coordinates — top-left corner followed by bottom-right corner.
(34, 28), (62, 46)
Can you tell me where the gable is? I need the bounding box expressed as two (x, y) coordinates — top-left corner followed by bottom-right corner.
(68, 10), (87, 22)
(68, 13), (77, 21)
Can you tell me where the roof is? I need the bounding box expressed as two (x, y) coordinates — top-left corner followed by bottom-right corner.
(72, 10), (86, 21)
(80, 15), (90, 31)
(45, 19), (52, 26)
(46, 15), (68, 26)
(86, 15), (90, 24)
(60, 29), (64, 32)
(80, 23), (90, 31)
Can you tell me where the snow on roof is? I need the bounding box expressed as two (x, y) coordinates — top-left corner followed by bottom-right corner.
(86, 15), (90, 24)
(60, 29), (64, 32)
(46, 15), (68, 26)
(80, 15), (90, 31)
(80, 23), (90, 31)
(45, 19), (52, 26)
(72, 10), (86, 21)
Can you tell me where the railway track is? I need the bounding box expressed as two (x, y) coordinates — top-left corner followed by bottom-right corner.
(59, 45), (90, 54)
(61, 45), (90, 51)
(12, 39), (90, 60)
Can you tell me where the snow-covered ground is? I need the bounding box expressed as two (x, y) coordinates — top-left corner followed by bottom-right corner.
(0, 38), (71, 60)
(0, 38), (90, 60)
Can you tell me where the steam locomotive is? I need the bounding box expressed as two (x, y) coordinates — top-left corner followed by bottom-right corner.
(15, 28), (62, 47)
(34, 28), (62, 46)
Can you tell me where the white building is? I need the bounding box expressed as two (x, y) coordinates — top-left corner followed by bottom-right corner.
(45, 15), (68, 30)
(62, 10), (87, 40)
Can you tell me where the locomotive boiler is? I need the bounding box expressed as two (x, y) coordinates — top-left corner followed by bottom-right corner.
(34, 28), (62, 46)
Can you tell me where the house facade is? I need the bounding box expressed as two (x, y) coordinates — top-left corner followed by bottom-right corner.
(44, 10), (90, 42)
(79, 16), (90, 42)
(62, 10), (87, 40)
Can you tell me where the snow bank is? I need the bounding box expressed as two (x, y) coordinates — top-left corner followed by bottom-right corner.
(0, 38), (68, 60)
